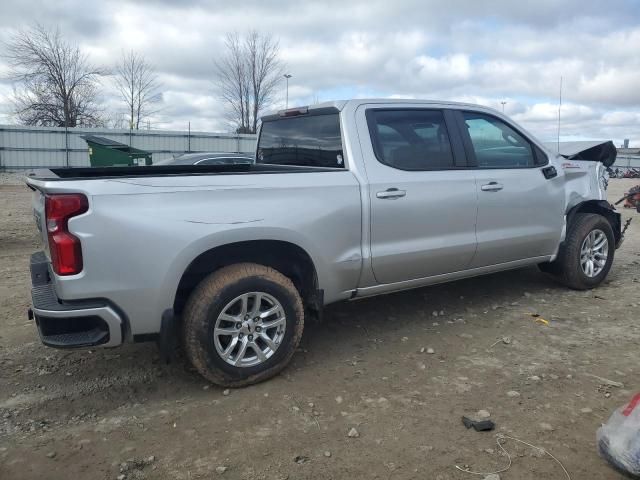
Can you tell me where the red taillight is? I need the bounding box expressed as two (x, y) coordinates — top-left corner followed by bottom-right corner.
(45, 194), (88, 275)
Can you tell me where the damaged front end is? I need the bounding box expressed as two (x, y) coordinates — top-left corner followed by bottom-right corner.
(558, 140), (617, 167)
(547, 141), (629, 249)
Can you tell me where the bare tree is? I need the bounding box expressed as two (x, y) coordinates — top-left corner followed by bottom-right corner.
(104, 111), (129, 130)
(114, 50), (162, 130)
(215, 31), (284, 134)
(4, 24), (105, 127)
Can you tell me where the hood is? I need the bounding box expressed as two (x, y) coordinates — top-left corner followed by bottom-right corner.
(543, 141), (617, 167)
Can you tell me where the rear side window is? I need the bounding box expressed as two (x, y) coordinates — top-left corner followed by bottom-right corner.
(367, 109), (455, 170)
(462, 112), (541, 168)
(257, 114), (343, 168)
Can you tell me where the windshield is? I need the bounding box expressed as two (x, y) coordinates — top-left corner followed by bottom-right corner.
(257, 113), (344, 168)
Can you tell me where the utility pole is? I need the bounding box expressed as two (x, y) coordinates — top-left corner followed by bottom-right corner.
(557, 76), (563, 153)
(500, 101), (507, 113)
(283, 74), (292, 108)
(64, 124), (69, 167)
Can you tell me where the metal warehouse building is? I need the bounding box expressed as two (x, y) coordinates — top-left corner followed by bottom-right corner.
(0, 125), (257, 170)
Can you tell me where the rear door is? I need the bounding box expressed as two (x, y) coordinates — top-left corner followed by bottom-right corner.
(454, 110), (564, 267)
(357, 105), (478, 284)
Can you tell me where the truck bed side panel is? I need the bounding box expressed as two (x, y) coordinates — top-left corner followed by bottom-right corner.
(47, 171), (362, 335)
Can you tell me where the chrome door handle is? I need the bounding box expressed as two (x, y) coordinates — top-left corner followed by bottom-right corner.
(376, 188), (406, 199)
(481, 182), (504, 192)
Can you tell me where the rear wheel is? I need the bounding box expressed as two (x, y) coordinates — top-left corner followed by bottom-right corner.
(542, 213), (615, 290)
(182, 263), (304, 387)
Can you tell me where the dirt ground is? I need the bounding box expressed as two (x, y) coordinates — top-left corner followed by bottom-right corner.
(0, 173), (638, 480)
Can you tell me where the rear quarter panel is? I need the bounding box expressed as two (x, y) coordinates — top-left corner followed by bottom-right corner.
(45, 171), (362, 335)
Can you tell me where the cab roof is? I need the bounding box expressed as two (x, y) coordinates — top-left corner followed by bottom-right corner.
(263, 98), (502, 120)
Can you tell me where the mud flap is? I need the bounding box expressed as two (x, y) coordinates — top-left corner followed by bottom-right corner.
(305, 288), (324, 324)
(158, 309), (178, 364)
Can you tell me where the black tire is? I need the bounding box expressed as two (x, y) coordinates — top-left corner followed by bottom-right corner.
(182, 263), (304, 387)
(546, 213), (615, 290)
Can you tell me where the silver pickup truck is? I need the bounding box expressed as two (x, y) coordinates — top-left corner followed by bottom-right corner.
(26, 99), (624, 386)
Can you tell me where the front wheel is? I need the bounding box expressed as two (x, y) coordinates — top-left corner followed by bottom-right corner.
(182, 263), (304, 387)
(543, 213), (615, 290)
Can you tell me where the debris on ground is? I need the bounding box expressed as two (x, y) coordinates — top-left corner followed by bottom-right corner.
(585, 373), (625, 389)
(529, 313), (550, 325)
(456, 433), (571, 479)
(597, 393), (640, 478)
(489, 337), (512, 349)
(1, 178), (637, 479)
(118, 455), (156, 476)
(462, 416), (495, 432)
(475, 410), (491, 420)
(347, 427), (360, 438)
(615, 184), (640, 210)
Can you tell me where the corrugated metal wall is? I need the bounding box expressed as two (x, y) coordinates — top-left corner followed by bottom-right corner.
(0, 125), (257, 170)
(616, 155), (640, 170)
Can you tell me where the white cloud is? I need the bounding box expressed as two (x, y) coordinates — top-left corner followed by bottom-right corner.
(0, 0), (639, 144)
(602, 111), (640, 126)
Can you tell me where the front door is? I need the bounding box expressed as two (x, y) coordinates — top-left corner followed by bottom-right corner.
(455, 110), (565, 267)
(357, 105), (478, 285)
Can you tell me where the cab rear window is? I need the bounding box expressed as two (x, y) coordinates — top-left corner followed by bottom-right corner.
(257, 114), (344, 168)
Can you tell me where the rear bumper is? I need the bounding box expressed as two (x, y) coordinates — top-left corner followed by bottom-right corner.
(29, 251), (123, 348)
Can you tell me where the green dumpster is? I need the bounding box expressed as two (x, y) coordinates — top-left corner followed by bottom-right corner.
(81, 135), (153, 167)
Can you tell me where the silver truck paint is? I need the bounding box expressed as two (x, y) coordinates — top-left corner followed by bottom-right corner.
(25, 99), (617, 347)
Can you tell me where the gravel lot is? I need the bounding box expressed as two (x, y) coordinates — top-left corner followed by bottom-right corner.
(0, 172), (638, 480)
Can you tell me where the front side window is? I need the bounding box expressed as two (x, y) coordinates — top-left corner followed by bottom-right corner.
(367, 109), (454, 170)
(257, 114), (343, 168)
(462, 112), (536, 168)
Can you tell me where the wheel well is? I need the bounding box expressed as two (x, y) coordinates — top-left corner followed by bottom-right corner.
(567, 200), (622, 244)
(173, 240), (319, 315)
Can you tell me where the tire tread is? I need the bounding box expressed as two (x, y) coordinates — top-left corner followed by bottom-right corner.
(553, 213), (614, 290)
